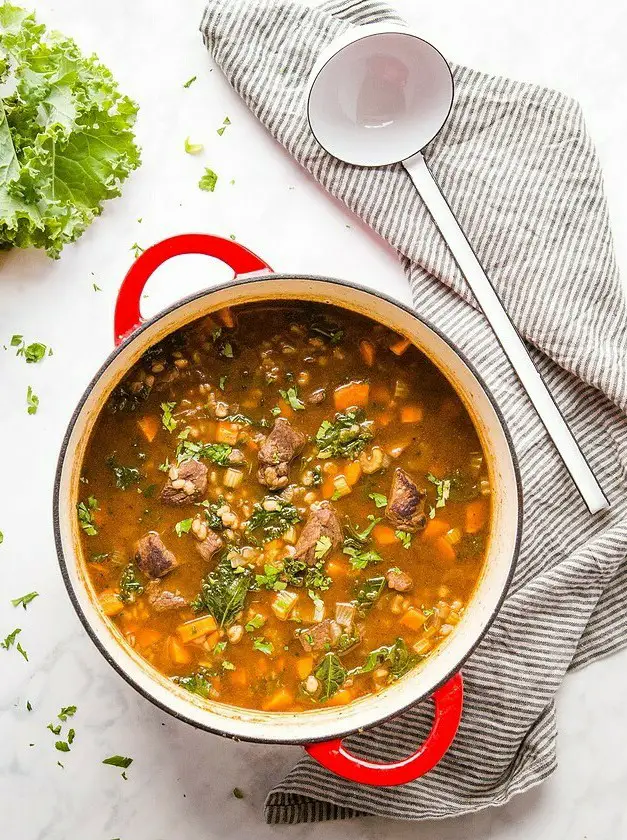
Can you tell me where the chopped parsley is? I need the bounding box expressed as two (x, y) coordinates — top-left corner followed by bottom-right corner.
(252, 637), (274, 656)
(16, 642), (28, 661)
(315, 409), (372, 459)
(304, 561), (331, 591)
(175, 518), (194, 537)
(216, 116), (231, 136)
(47, 723), (61, 735)
(119, 565), (144, 603)
(176, 436), (232, 466)
(255, 564), (287, 592)
(77, 497), (99, 535)
(314, 535), (332, 560)
(58, 706), (77, 721)
(68, 728), (75, 744)
(183, 75), (197, 88)
(427, 473), (451, 510)
(279, 386), (304, 411)
(26, 385), (39, 415)
(395, 530), (412, 549)
(93, 283), (101, 292)
(219, 375), (227, 391)
(1, 628), (21, 650)
(161, 401), (178, 432)
(173, 670), (212, 698)
(369, 492), (387, 508)
(221, 341), (234, 359)
(0, 531), (3, 544)
(342, 516), (382, 569)
(233, 787), (244, 799)
(26, 700), (32, 712)
(55, 741), (70, 752)
(103, 755), (133, 769)
(357, 638), (417, 680)
(11, 592), (39, 610)
(199, 168), (218, 192)
(11, 336), (49, 363)
(245, 498), (301, 543)
(184, 137), (204, 154)
(106, 455), (141, 490)
(130, 242), (144, 259)
(244, 614), (265, 632)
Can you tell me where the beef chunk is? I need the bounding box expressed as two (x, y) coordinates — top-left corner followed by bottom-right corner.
(293, 502), (342, 566)
(146, 582), (187, 612)
(257, 417), (306, 490)
(386, 568), (413, 592)
(386, 468), (427, 532)
(136, 532), (178, 578)
(307, 388), (326, 405)
(299, 618), (342, 653)
(195, 529), (223, 561)
(160, 459), (208, 506)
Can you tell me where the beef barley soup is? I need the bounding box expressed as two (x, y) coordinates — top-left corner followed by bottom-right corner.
(78, 302), (491, 712)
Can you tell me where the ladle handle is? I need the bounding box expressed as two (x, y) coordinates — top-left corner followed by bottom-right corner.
(403, 152), (609, 515)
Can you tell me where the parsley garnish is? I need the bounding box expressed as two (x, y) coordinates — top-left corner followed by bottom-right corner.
(253, 637), (274, 656)
(216, 116), (231, 136)
(244, 614), (265, 632)
(1, 628), (21, 650)
(255, 564), (287, 592)
(176, 436), (232, 466)
(184, 137), (204, 154)
(279, 386), (305, 411)
(12, 336), (49, 363)
(173, 670), (212, 698)
(26, 385), (39, 415)
(58, 706), (77, 721)
(427, 473), (451, 510)
(199, 168), (218, 192)
(369, 492), (387, 508)
(106, 455), (140, 490)
(219, 375), (227, 391)
(315, 409), (372, 459)
(161, 401), (178, 432)
(11, 592), (39, 610)
(103, 755), (133, 769)
(0, 531), (3, 544)
(77, 497), (99, 535)
(175, 518), (193, 537)
(119, 565), (144, 603)
(16, 642), (28, 661)
(183, 75), (197, 88)
(314, 535), (332, 560)
(395, 530), (412, 549)
(246, 498), (301, 544)
(342, 516), (382, 569)
(55, 741), (70, 752)
(130, 242), (144, 259)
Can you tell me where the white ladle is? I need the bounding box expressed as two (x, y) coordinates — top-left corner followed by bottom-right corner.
(306, 23), (609, 515)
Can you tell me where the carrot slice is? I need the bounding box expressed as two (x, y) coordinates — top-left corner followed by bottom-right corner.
(435, 536), (456, 562)
(400, 607), (425, 631)
(296, 655), (314, 680)
(135, 628), (162, 649)
(390, 336), (411, 356)
(215, 422), (239, 445)
(465, 500), (488, 534)
(333, 381), (370, 411)
(359, 339), (375, 367)
(400, 404), (424, 424)
(422, 518), (450, 540)
(344, 461), (362, 486)
(176, 615), (218, 644)
(372, 524), (397, 545)
(325, 689), (353, 707)
(262, 688), (293, 711)
(229, 667), (248, 687)
(168, 635), (193, 666)
(326, 559), (348, 578)
(137, 415), (159, 443)
(99, 591), (124, 617)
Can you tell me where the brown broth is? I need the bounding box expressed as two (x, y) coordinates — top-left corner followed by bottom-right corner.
(78, 302), (490, 712)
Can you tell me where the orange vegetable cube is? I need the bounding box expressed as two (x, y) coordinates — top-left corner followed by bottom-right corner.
(344, 461), (362, 486)
(333, 381), (370, 411)
(390, 336), (411, 356)
(296, 655), (314, 680)
(435, 536), (456, 562)
(168, 635), (193, 666)
(262, 688), (293, 711)
(217, 307), (234, 328)
(359, 339), (375, 367)
(229, 668), (248, 687)
(137, 415), (159, 443)
(176, 615), (218, 644)
(326, 689), (353, 707)
(135, 628), (162, 649)
(400, 607), (426, 631)
(215, 422), (239, 445)
(372, 524), (397, 546)
(465, 500), (488, 534)
(422, 519), (450, 540)
(99, 591), (124, 617)
(400, 404), (424, 424)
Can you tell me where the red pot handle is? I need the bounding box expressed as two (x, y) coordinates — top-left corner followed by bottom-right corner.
(113, 234), (272, 346)
(305, 673), (463, 786)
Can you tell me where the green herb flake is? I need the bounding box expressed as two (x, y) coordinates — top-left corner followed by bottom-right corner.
(0, 530), (3, 544)
(183, 75), (197, 88)
(184, 137), (204, 154)
(130, 242), (144, 259)
(26, 700), (32, 712)
(221, 342), (234, 359)
(175, 518), (194, 537)
(369, 492), (387, 508)
(314, 535), (332, 560)
(218, 375), (227, 391)
(26, 385), (39, 415)
(357, 638), (417, 680)
(199, 168), (218, 192)
(173, 670), (212, 698)
(1, 628), (21, 650)
(93, 283), (102, 292)
(77, 496), (99, 536)
(16, 642), (28, 661)
(255, 564), (287, 592)
(279, 386), (305, 411)
(119, 564), (144, 603)
(58, 706), (77, 721)
(103, 755), (133, 769)
(176, 436), (232, 467)
(315, 409), (372, 459)
(11, 591), (39, 610)
(253, 637), (274, 656)
(12, 337), (49, 363)
(244, 614), (265, 632)
(217, 116), (231, 136)
(55, 741), (70, 752)
(395, 530), (412, 549)
(161, 401), (178, 432)
(106, 455), (141, 490)
(246, 498), (301, 544)
(47, 723), (61, 735)
(68, 728), (75, 744)
(427, 473), (451, 509)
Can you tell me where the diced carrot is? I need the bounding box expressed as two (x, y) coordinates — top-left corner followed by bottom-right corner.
(390, 336), (411, 356)
(204, 630), (222, 650)
(296, 655), (314, 680)
(176, 615), (218, 644)
(465, 500), (488, 534)
(277, 398), (294, 417)
(422, 518), (450, 540)
(135, 628), (162, 649)
(326, 559), (347, 578)
(137, 415), (159, 443)
(230, 667), (248, 687)
(377, 411), (393, 427)
(344, 461), (362, 486)
(434, 536), (456, 562)
(326, 689), (353, 707)
(215, 422), (239, 445)
(400, 404), (424, 424)
(217, 307), (235, 328)
(333, 381), (370, 411)
(168, 635), (193, 666)
(262, 688), (293, 711)
(321, 477), (336, 500)
(99, 591), (124, 617)
(372, 524), (397, 545)
(400, 607), (426, 631)
(359, 339), (375, 367)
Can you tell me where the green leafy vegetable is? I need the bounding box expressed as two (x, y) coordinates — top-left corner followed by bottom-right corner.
(199, 168), (218, 192)
(427, 473), (451, 509)
(314, 535), (332, 560)
(16, 641), (27, 660)
(184, 136), (203, 154)
(47, 722), (61, 735)
(26, 385), (38, 414)
(0, 530), (3, 544)
(354, 576), (386, 612)
(0, 5), (141, 257)
(130, 242), (143, 259)
(342, 516), (382, 569)
(194, 559), (251, 627)
(221, 341), (234, 359)
(279, 387), (304, 411)
(252, 637), (274, 656)
(161, 402), (177, 432)
(244, 614), (265, 632)
(314, 653), (347, 700)
(103, 755), (133, 769)
(447, 468), (480, 502)
(369, 492), (387, 508)
(119, 564), (144, 603)
(11, 591), (38, 609)
(245, 498), (301, 543)
(173, 670), (212, 698)
(255, 564), (287, 592)
(357, 638), (417, 680)
(315, 409), (372, 459)
(395, 530), (412, 549)
(68, 728), (75, 744)
(106, 455), (140, 490)
(224, 413), (254, 425)
(176, 436), (232, 466)
(309, 318), (344, 345)
(174, 518), (193, 537)
(1, 627), (21, 649)
(304, 561), (331, 591)
(77, 496), (98, 535)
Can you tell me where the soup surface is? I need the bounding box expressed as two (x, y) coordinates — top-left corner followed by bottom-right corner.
(78, 302), (491, 712)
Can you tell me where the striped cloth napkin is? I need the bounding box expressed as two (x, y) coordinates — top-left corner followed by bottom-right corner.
(200, 0), (627, 825)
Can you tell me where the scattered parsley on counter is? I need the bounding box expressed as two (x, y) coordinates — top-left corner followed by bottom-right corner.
(183, 75), (197, 88)
(11, 336), (49, 363)
(1, 628), (21, 650)
(11, 592), (39, 610)
(26, 700), (32, 712)
(130, 242), (144, 259)
(16, 642), (28, 661)
(184, 137), (204, 155)
(93, 283), (102, 292)
(58, 706), (77, 721)
(103, 755), (133, 769)
(26, 385), (39, 415)
(199, 168), (218, 192)
(55, 741), (70, 753)
(216, 116), (231, 136)
(0, 530), (3, 544)
(47, 723), (61, 735)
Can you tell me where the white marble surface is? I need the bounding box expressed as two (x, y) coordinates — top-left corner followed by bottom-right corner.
(1, 0), (626, 837)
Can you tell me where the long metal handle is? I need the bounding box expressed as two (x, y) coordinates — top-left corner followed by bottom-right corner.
(404, 152), (609, 514)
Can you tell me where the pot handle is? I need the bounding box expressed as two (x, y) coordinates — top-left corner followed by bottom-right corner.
(305, 673), (463, 786)
(113, 234), (272, 346)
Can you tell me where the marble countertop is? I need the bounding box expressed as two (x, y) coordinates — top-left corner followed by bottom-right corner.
(2, 1), (626, 838)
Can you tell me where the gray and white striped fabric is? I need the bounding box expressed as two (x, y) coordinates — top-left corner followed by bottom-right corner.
(200, 0), (627, 824)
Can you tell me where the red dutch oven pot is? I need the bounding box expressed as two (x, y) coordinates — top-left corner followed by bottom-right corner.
(54, 234), (521, 786)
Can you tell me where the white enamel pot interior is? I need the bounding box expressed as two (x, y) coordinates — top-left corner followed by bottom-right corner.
(54, 236), (521, 760)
